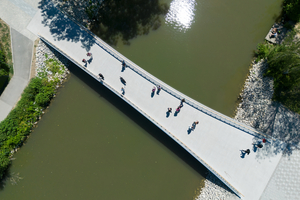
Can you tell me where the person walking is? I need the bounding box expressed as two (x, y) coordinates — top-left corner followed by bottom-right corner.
(168, 108), (172, 113)
(252, 138), (266, 148)
(87, 52), (92, 57)
(120, 77), (126, 84)
(242, 149), (250, 155)
(98, 73), (104, 80)
(191, 121), (198, 130)
(181, 98), (185, 103)
(176, 105), (181, 112)
(82, 59), (87, 64)
(122, 60), (126, 67)
(152, 87), (156, 93)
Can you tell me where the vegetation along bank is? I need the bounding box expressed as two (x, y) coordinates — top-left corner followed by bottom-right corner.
(0, 40), (69, 179)
(198, 0), (300, 199)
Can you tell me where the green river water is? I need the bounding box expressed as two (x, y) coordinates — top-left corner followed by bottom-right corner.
(0, 0), (282, 199)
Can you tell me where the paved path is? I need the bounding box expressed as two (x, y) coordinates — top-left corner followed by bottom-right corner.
(0, 29), (33, 121)
(0, 0), (39, 121)
(0, 0), (39, 41)
(26, 4), (285, 199)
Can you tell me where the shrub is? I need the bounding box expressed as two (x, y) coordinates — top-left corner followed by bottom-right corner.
(283, 0), (300, 22)
(0, 75), (59, 178)
(0, 49), (9, 77)
(0, 153), (10, 179)
(264, 32), (300, 113)
(255, 42), (277, 61)
(45, 58), (62, 74)
(35, 93), (50, 107)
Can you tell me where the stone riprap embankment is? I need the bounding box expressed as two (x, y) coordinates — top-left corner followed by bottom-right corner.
(196, 172), (239, 200)
(235, 60), (300, 150)
(35, 39), (70, 84)
(10, 40), (70, 155)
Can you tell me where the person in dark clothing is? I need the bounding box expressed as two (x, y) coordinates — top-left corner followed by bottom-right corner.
(98, 73), (104, 80)
(242, 149), (250, 155)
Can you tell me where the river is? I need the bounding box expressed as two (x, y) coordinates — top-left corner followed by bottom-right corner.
(0, 0), (282, 199)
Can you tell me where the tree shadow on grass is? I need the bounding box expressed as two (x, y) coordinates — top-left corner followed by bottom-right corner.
(38, 0), (96, 52)
(90, 0), (169, 45)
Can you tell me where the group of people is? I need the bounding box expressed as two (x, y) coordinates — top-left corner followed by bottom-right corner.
(97, 60), (128, 95)
(82, 52), (93, 64)
(167, 98), (185, 113)
(242, 138), (267, 155)
(152, 85), (161, 94)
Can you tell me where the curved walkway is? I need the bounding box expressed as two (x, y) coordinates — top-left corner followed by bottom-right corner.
(0, 28), (34, 122)
(0, 0), (39, 121)
(27, 4), (284, 199)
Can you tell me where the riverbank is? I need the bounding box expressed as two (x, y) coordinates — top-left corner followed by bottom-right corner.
(0, 39), (70, 179)
(197, 60), (272, 200)
(197, 58), (300, 199)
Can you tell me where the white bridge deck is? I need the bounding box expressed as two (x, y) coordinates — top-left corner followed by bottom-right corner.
(27, 5), (285, 200)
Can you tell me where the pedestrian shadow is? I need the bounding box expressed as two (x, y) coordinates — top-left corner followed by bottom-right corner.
(187, 127), (193, 135)
(174, 110), (180, 116)
(240, 150), (246, 159)
(120, 77), (126, 85)
(252, 144), (258, 153)
(87, 57), (93, 64)
(121, 66), (126, 72)
(166, 111), (171, 118)
(151, 91), (155, 98)
(157, 90), (161, 95)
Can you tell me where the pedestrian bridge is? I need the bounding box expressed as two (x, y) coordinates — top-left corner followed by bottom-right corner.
(27, 5), (285, 200)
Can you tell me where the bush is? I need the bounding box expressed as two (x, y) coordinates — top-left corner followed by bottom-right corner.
(0, 153), (10, 179)
(0, 75), (58, 178)
(45, 58), (63, 74)
(35, 93), (50, 107)
(264, 32), (300, 113)
(254, 42), (281, 62)
(283, 0), (300, 22)
(0, 49), (9, 77)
